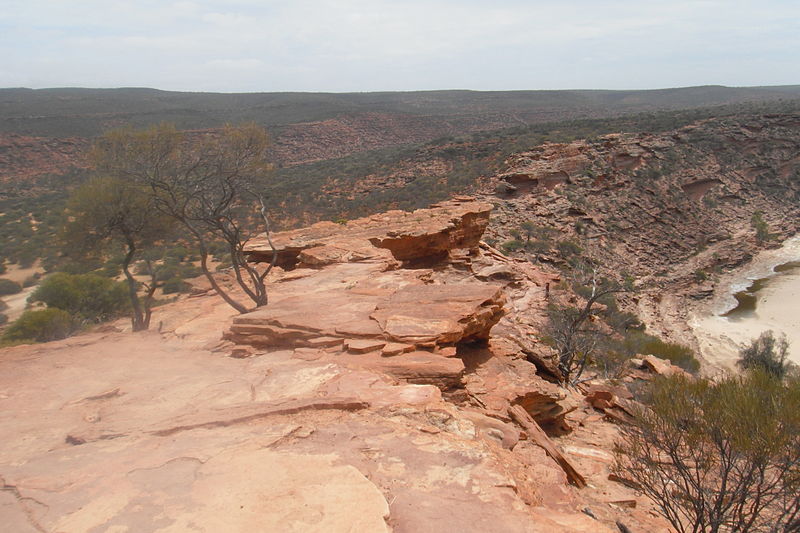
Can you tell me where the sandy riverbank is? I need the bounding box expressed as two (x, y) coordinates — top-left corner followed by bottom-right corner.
(689, 235), (800, 373)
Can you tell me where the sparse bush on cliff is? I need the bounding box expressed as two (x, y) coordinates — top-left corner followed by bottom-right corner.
(545, 262), (630, 385)
(614, 371), (800, 533)
(738, 330), (793, 380)
(623, 331), (700, 373)
(0, 279), (23, 296)
(2, 308), (76, 343)
(500, 239), (524, 254)
(751, 210), (772, 243)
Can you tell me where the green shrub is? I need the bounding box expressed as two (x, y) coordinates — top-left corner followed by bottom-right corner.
(22, 275), (40, 288)
(0, 278), (23, 296)
(500, 239), (524, 253)
(556, 239), (583, 257)
(623, 331), (699, 372)
(738, 330), (792, 380)
(162, 277), (191, 294)
(614, 372), (800, 533)
(524, 239), (552, 254)
(0, 313), (7, 326)
(751, 210), (771, 243)
(30, 272), (129, 322)
(2, 308), (76, 343)
(0, 260), (6, 275)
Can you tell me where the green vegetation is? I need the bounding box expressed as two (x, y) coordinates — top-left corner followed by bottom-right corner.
(614, 371), (800, 533)
(92, 122), (276, 313)
(30, 272), (129, 323)
(1, 308), (76, 343)
(0, 279), (22, 296)
(61, 176), (172, 331)
(623, 331), (700, 373)
(751, 210), (772, 243)
(738, 330), (793, 380)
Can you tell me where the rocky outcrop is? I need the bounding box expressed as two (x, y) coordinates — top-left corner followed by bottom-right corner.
(229, 199), (505, 390)
(485, 113), (800, 350)
(244, 197), (492, 265)
(0, 196), (674, 532)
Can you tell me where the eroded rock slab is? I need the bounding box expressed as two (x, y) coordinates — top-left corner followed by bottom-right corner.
(245, 198), (493, 266)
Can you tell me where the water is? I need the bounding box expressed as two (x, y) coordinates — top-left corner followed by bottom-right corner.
(723, 261), (800, 320)
(689, 236), (800, 370)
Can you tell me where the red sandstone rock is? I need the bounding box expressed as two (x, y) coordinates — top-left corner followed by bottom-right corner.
(244, 198), (493, 265)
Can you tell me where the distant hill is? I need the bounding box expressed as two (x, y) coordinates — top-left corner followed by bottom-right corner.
(2, 85), (800, 139)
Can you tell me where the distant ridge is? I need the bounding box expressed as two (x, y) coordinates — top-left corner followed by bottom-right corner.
(2, 85), (800, 138)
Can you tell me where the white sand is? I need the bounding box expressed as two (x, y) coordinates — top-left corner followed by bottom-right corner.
(689, 235), (800, 372)
(1, 286), (37, 322)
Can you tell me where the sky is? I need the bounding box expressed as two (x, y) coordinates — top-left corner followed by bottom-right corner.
(1, 0), (798, 93)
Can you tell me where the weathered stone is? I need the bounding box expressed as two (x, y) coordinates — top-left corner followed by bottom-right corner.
(307, 336), (345, 348)
(345, 338), (386, 354)
(336, 351), (465, 389)
(642, 354), (690, 377)
(381, 342), (414, 357)
(371, 283), (505, 344)
(245, 199), (492, 264)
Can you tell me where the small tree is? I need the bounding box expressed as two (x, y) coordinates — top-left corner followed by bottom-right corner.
(738, 330), (792, 380)
(614, 372), (800, 533)
(751, 211), (771, 243)
(545, 261), (628, 385)
(92, 123), (278, 314)
(62, 177), (171, 331)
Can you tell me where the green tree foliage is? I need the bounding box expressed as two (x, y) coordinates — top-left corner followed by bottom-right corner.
(0, 278), (22, 296)
(92, 123), (277, 314)
(2, 308), (76, 343)
(738, 330), (792, 380)
(61, 176), (171, 331)
(30, 272), (129, 323)
(614, 372), (800, 533)
(751, 210), (772, 243)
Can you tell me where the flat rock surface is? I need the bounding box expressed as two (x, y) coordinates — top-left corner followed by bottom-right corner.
(0, 296), (560, 533)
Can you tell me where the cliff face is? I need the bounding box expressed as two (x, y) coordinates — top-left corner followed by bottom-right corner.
(484, 113), (800, 342)
(0, 133), (88, 183)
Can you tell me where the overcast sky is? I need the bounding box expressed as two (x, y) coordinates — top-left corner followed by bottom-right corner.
(1, 0), (798, 92)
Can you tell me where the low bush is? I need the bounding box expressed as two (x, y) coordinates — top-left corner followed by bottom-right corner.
(0, 278), (23, 296)
(161, 277), (191, 295)
(500, 239), (524, 253)
(30, 272), (129, 322)
(623, 331), (700, 373)
(614, 371), (800, 533)
(1, 308), (76, 343)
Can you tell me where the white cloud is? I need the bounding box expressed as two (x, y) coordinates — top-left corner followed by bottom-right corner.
(1, 0), (798, 91)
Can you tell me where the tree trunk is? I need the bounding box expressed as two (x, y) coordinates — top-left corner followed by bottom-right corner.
(192, 229), (249, 314)
(121, 237), (146, 331)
